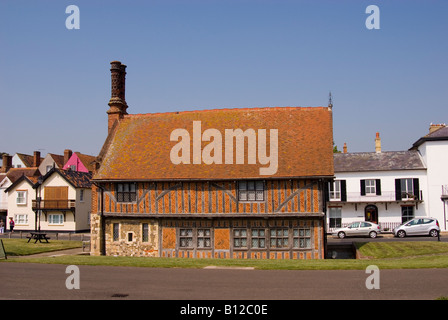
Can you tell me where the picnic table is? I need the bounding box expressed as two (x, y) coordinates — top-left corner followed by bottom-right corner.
(27, 232), (50, 243)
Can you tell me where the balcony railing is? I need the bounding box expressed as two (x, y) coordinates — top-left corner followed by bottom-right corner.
(32, 199), (76, 210)
(329, 191), (423, 203)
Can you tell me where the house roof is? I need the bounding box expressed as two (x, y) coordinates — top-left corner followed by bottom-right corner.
(411, 126), (448, 149)
(38, 168), (92, 189)
(15, 153), (43, 167)
(74, 152), (96, 172)
(5, 167), (40, 184)
(334, 151), (426, 173)
(94, 106), (334, 181)
(4, 171), (40, 193)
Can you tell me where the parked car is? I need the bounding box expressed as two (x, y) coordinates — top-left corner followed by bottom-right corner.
(333, 222), (381, 239)
(393, 218), (440, 238)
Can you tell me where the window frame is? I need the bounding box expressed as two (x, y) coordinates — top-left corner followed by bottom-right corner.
(293, 227), (311, 249)
(116, 183), (137, 203)
(365, 179), (376, 195)
(329, 180), (341, 200)
(48, 214), (64, 225)
(16, 190), (27, 205)
(238, 180), (264, 202)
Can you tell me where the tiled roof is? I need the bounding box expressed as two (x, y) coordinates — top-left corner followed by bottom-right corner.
(94, 107), (334, 180)
(334, 151), (426, 172)
(74, 152), (96, 172)
(6, 167), (40, 183)
(58, 169), (92, 188)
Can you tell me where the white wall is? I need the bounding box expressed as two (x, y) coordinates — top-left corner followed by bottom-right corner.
(419, 141), (448, 230)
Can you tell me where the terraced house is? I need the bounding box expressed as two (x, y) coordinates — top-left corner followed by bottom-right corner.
(90, 61), (334, 259)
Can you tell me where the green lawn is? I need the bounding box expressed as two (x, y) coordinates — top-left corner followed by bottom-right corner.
(2, 239), (448, 270)
(1, 238), (82, 256)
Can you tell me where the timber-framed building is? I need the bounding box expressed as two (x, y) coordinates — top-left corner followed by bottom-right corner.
(90, 61), (334, 259)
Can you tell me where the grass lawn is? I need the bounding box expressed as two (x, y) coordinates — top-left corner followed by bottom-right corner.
(1, 239), (448, 270)
(1, 238), (82, 256)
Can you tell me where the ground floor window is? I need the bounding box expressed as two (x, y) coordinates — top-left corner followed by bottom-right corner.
(233, 229), (248, 248)
(48, 214), (64, 225)
(270, 228), (289, 248)
(293, 228), (311, 249)
(401, 206), (414, 223)
(329, 207), (342, 228)
(179, 228), (193, 248)
(14, 214), (28, 225)
(251, 229), (266, 248)
(197, 229), (211, 248)
(113, 223), (119, 241)
(142, 223), (149, 242)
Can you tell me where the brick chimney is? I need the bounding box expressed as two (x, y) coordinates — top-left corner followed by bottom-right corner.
(64, 149), (73, 165)
(33, 151), (41, 167)
(429, 123), (446, 134)
(107, 61), (128, 134)
(343, 142), (347, 154)
(1, 154), (12, 173)
(375, 132), (381, 153)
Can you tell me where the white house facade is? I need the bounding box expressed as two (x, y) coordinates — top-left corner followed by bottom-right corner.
(328, 125), (448, 232)
(5, 168), (92, 232)
(327, 150), (427, 232)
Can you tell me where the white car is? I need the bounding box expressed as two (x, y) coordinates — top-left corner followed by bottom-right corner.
(333, 222), (381, 239)
(393, 218), (440, 238)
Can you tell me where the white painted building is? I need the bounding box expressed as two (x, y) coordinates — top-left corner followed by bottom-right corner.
(328, 125), (448, 232)
(5, 167), (92, 232)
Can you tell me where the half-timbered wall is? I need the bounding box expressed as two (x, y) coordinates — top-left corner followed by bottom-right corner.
(98, 179), (321, 215)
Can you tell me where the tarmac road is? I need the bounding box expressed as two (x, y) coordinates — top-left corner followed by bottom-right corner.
(1, 262), (447, 301)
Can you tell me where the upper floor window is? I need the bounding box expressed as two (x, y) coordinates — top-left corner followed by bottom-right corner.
(360, 179), (381, 196)
(396, 178), (419, 200)
(238, 181), (264, 201)
(329, 180), (341, 200)
(16, 190), (27, 205)
(116, 183), (137, 202)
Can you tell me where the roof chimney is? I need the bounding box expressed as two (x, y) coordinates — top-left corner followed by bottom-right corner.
(429, 123), (446, 134)
(107, 61), (128, 134)
(64, 149), (73, 165)
(33, 151), (41, 167)
(1, 154), (12, 173)
(343, 142), (347, 154)
(375, 132), (381, 153)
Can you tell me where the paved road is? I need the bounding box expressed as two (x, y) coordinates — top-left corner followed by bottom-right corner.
(1, 262), (447, 301)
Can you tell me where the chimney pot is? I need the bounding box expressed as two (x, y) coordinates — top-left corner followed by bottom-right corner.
(429, 123), (446, 134)
(343, 142), (347, 153)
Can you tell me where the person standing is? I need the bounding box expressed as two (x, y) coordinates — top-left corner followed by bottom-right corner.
(0, 219), (4, 234)
(9, 217), (14, 233)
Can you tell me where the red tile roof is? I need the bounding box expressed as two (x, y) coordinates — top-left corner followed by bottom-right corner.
(94, 107), (334, 181)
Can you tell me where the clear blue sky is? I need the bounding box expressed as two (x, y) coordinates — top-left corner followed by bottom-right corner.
(1, 0), (447, 157)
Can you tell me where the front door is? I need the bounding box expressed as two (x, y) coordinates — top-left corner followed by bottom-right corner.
(365, 205), (378, 224)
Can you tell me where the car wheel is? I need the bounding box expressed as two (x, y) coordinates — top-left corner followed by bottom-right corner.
(429, 229), (439, 237)
(397, 230), (406, 238)
(338, 231), (346, 239)
(369, 231), (377, 239)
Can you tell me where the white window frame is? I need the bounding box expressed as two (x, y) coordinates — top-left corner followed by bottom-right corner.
(329, 181), (341, 200)
(16, 190), (27, 205)
(401, 179), (414, 200)
(48, 214), (64, 225)
(14, 214), (28, 225)
(365, 179), (376, 195)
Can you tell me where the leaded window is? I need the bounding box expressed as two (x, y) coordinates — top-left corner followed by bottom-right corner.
(116, 183), (137, 202)
(179, 228), (193, 248)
